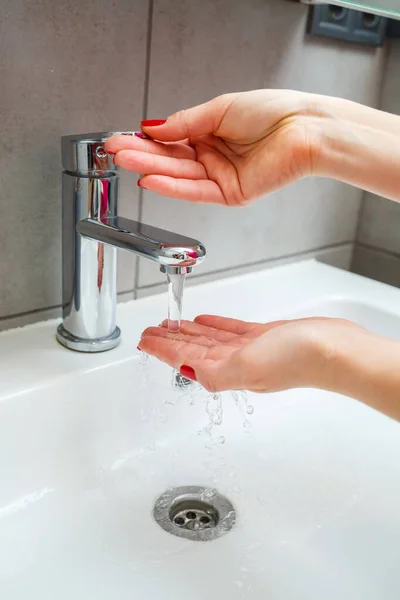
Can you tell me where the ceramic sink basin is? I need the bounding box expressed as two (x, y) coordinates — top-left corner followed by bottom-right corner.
(0, 260), (399, 600)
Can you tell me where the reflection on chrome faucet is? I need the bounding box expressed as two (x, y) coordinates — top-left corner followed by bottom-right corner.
(56, 132), (206, 353)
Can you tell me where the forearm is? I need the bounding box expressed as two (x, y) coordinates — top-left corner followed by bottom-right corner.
(313, 96), (400, 202)
(325, 333), (400, 422)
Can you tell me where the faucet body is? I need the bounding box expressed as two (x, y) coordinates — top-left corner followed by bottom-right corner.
(57, 132), (205, 353)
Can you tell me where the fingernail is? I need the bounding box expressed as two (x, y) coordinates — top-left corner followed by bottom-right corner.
(134, 131), (146, 139)
(141, 119), (166, 127)
(180, 365), (196, 381)
(137, 178), (147, 189)
(136, 345), (141, 351)
(107, 150), (115, 155)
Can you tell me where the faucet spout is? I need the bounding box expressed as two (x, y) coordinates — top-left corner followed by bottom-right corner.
(56, 132), (206, 353)
(76, 216), (205, 275)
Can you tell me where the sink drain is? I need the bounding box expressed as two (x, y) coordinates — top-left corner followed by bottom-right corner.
(153, 486), (236, 542)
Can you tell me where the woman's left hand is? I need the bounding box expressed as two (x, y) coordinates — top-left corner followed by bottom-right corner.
(138, 314), (400, 422)
(139, 314), (357, 394)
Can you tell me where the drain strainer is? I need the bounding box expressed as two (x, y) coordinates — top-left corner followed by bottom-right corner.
(153, 486), (236, 542)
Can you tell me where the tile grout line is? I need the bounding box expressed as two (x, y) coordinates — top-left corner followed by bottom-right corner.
(134, 0), (154, 293)
(0, 288), (137, 326)
(355, 241), (400, 261)
(137, 241), (354, 292)
(0, 304), (61, 323)
(0, 240), (353, 326)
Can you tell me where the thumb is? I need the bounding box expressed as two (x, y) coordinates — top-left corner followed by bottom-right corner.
(181, 353), (245, 393)
(141, 93), (237, 142)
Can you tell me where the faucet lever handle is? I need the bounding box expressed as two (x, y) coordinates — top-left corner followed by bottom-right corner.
(61, 131), (134, 174)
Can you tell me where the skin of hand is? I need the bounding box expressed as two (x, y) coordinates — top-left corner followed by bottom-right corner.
(105, 89), (400, 419)
(138, 315), (400, 422)
(105, 89), (400, 205)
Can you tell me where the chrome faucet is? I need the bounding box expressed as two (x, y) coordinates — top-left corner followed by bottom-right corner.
(56, 132), (206, 353)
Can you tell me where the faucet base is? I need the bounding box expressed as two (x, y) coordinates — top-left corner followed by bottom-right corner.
(56, 324), (121, 353)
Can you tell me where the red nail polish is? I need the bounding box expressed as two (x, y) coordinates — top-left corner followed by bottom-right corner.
(141, 119), (166, 127)
(180, 365), (196, 381)
(134, 131), (146, 139)
(137, 179), (147, 189)
(107, 150), (115, 155)
(137, 345), (141, 351)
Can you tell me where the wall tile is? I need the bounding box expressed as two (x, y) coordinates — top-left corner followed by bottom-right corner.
(138, 177), (361, 287)
(138, 0), (385, 288)
(357, 192), (400, 254)
(352, 244), (400, 288)
(0, 286), (137, 333)
(0, 0), (148, 319)
(0, 306), (61, 334)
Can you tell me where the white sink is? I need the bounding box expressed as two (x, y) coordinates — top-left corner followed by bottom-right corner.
(0, 260), (399, 600)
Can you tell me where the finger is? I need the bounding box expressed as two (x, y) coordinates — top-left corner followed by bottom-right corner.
(139, 331), (245, 392)
(138, 175), (226, 205)
(194, 315), (261, 335)
(105, 135), (196, 160)
(141, 94), (238, 142)
(186, 352), (245, 393)
(140, 326), (223, 348)
(138, 336), (230, 370)
(159, 319), (241, 342)
(114, 150), (207, 180)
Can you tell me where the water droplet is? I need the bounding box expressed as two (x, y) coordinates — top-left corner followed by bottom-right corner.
(198, 392), (224, 446)
(218, 435), (225, 444)
(230, 390), (254, 429)
(202, 488), (216, 499)
(156, 499), (170, 509)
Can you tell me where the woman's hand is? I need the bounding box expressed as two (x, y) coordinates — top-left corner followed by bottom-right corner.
(139, 315), (358, 393)
(105, 89), (400, 205)
(105, 90), (324, 206)
(139, 315), (400, 422)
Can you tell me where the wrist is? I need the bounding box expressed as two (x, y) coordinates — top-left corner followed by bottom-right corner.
(322, 327), (400, 421)
(306, 95), (400, 202)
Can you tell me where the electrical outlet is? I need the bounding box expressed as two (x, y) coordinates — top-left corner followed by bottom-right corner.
(308, 4), (388, 46)
(387, 18), (400, 37)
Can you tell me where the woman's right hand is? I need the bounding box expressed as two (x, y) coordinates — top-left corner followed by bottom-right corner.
(105, 88), (400, 205)
(105, 90), (326, 206)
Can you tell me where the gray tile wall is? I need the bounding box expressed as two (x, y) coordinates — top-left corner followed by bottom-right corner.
(0, 0), (148, 329)
(353, 39), (400, 286)
(0, 0), (387, 330)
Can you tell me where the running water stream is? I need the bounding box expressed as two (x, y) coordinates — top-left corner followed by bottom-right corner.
(166, 272), (186, 333)
(138, 272), (255, 443)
